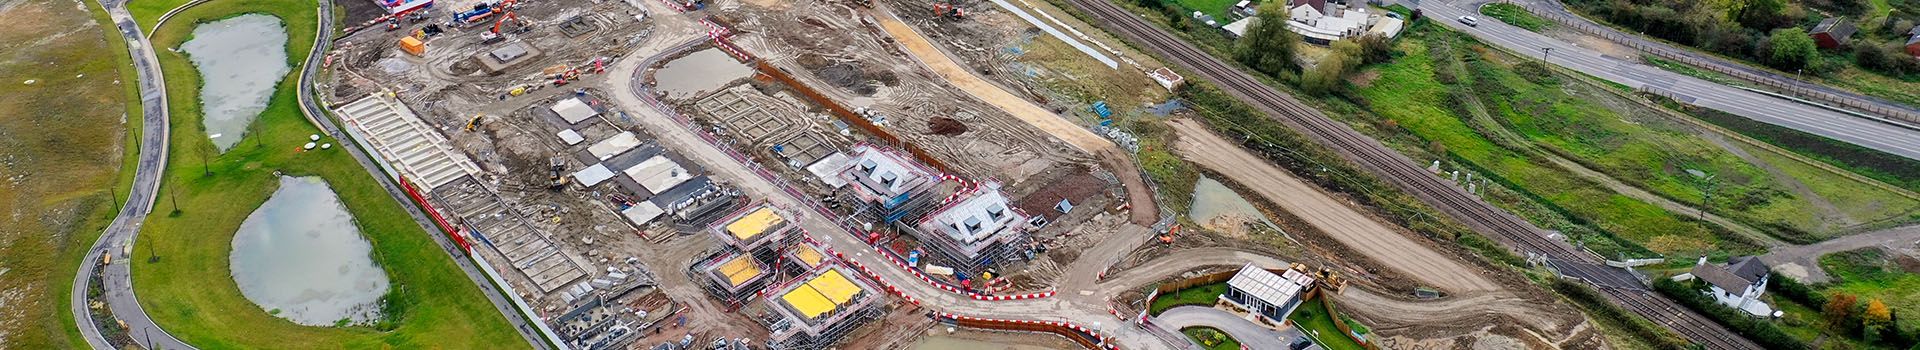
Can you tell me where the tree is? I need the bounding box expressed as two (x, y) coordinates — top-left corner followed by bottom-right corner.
(1353, 34), (1394, 65)
(1302, 41), (1359, 94)
(1735, 0), (1788, 29)
(1236, 2), (1299, 76)
(1767, 27), (1818, 70)
(1867, 299), (1893, 325)
(1827, 293), (1860, 333)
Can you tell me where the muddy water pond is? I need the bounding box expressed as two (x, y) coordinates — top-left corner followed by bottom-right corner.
(652, 48), (752, 99)
(181, 14), (290, 151)
(1189, 176), (1273, 230)
(229, 176), (390, 326)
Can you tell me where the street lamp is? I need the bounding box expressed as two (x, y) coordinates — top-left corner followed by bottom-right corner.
(1541, 47), (1553, 62)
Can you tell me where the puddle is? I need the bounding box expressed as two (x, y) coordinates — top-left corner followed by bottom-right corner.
(1189, 176), (1273, 232)
(912, 335), (1058, 350)
(229, 176), (390, 326)
(652, 48), (752, 99)
(181, 14), (291, 151)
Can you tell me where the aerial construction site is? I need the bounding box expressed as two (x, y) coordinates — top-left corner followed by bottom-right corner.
(306, 0), (1616, 347)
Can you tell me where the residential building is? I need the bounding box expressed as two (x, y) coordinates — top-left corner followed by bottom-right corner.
(835, 144), (947, 223)
(905, 182), (1033, 273)
(1689, 256), (1776, 317)
(1904, 25), (1920, 57)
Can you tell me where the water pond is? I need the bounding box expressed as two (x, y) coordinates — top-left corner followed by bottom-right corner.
(230, 176), (390, 326)
(181, 14), (290, 151)
(652, 48), (752, 99)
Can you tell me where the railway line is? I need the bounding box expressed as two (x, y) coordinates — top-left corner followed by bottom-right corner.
(1059, 0), (1761, 348)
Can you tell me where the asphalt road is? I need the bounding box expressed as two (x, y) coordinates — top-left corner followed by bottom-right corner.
(1155, 306), (1303, 350)
(68, 0), (187, 348)
(1423, 0), (1920, 160)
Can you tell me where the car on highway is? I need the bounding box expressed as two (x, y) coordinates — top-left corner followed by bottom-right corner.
(1457, 15), (1479, 26)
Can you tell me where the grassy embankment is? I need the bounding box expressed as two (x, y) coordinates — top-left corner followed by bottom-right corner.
(131, 0), (525, 348)
(1148, 282), (1227, 314)
(0, 0), (142, 348)
(1288, 298), (1367, 350)
(1180, 327), (1243, 350)
(1479, 3), (1552, 31)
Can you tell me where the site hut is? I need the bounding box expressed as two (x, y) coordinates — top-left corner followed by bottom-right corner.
(829, 143), (952, 225)
(901, 181), (1034, 275)
(1219, 263), (1318, 324)
(756, 266), (881, 350)
(692, 205), (800, 304)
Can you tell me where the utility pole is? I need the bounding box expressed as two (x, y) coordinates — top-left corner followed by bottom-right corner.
(1541, 47), (1553, 62)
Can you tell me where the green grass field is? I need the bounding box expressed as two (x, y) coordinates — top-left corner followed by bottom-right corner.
(1174, 0), (1245, 22)
(0, 0), (139, 348)
(129, 0), (526, 348)
(1288, 298), (1367, 350)
(1150, 282), (1228, 314)
(1181, 327), (1244, 350)
(1821, 249), (1920, 320)
(1478, 3), (1551, 31)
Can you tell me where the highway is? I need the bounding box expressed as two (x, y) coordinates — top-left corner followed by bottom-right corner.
(68, 0), (186, 348)
(1422, 0), (1920, 160)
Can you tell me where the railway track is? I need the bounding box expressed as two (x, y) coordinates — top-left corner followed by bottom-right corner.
(1060, 1), (1762, 348)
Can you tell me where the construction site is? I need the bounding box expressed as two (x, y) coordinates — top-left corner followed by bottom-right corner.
(308, 0), (1612, 346)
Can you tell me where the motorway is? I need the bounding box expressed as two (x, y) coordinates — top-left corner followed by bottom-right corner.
(1422, 0), (1920, 160)
(67, 0), (186, 348)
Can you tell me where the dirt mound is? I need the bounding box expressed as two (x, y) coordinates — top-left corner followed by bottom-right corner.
(926, 116), (968, 136)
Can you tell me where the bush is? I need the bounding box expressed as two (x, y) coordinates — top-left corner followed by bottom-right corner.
(1550, 279), (1694, 349)
(1767, 27), (1819, 70)
(1769, 271), (1827, 307)
(1652, 278), (1811, 350)
(1855, 43), (1920, 77)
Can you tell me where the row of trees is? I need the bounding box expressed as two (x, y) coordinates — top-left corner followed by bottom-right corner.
(1570, 0), (1920, 76)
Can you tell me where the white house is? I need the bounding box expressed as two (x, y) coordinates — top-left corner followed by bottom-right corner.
(1690, 256), (1776, 317)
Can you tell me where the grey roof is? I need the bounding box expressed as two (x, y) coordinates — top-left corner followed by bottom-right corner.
(1813, 18), (1857, 39)
(1226, 264), (1313, 306)
(1691, 257), (1768, 295)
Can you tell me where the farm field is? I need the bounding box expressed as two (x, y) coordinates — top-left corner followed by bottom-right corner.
(127, 0), (526, 348)
(0, 0), (137, 348)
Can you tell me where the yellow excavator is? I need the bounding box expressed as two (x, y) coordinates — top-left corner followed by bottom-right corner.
(466, 114), (486, 131)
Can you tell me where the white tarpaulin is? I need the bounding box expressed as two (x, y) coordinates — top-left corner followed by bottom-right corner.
(587, 132), (641, 160)
(572, 163), (616, 187)
(624, 155), (692, 193)
(551, 97), (599, 124)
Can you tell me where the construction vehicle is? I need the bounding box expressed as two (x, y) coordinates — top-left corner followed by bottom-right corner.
(932, 2), (966, 19)
(465, 114), (485, 131)
(548, 157), (569, 190)
(452, 2), (499, 24)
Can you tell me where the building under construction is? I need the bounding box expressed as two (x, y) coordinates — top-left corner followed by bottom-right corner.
(828, 144), (952, 224)
(755, 266), (880, 350)
(903, 181), (1035, 274)
(690, 205), (798, 305)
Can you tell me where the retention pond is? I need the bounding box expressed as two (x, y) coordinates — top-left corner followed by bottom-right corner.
(181, 14), (290, 151)
(651, 48), (752, 99)
(229, 176), (390, 326)
(1189, 176), (1274, 233)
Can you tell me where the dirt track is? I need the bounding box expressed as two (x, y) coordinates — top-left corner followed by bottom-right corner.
(875, 12), (1158, 225)
(1168, 119), (1500, 292)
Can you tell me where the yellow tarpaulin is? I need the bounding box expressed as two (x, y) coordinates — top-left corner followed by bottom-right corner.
(793, 245), (825, 268)
(717, 256), (761, 287)
(725, 207), (784, 240)
(782, 287), (835, 319)
(811, 270), (862, 305)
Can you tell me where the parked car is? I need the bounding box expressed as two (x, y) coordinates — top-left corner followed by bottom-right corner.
(1458, 15), (1479, 26)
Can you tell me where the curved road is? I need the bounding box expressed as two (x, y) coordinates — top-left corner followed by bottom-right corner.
(1422, 0), (1920, 160)
(1156, 306), (1299, 350)
(69, 0), (184, 348)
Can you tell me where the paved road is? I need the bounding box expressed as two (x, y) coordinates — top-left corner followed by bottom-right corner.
(1518, 0), (1920, 126)
(1762, 224), (1920, 283)
(1155, 306), (1302, 350)
(68, 0), (186, 348)
(295, 5), (556, 350)
(1423, 0), (1920, 160)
